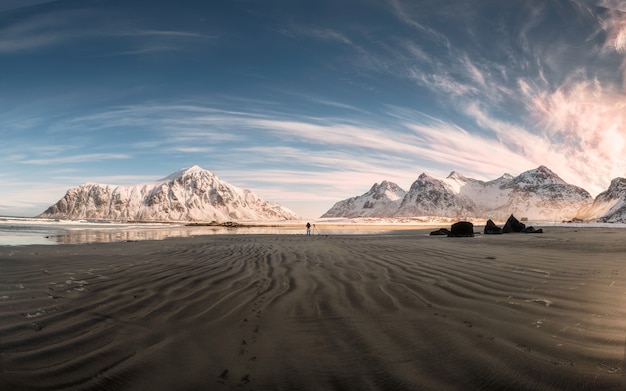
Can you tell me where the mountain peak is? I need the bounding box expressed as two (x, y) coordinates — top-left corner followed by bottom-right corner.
(608, 177), (626, 191)
(160, 165), (214, 182)
(369, 182), (385, 195)
(321, 180), (405, 218)
(417, 172), (434, 181)
(184, 165), (205, 173)
(371, 180), (402, 192)
(596, 177), (626, 202)
(513, 165), (566, 186)
(368, 181), (406, 201)
(447, 171), (468, 182)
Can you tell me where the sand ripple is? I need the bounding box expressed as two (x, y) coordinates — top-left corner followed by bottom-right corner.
(1, 228), (625, 390)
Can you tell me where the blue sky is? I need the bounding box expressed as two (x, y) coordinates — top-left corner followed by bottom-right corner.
(1, 0), (626, 218)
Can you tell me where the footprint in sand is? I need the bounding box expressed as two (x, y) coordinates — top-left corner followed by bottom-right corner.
(217, 369), (229, 385)
(239, 339), (247, 355)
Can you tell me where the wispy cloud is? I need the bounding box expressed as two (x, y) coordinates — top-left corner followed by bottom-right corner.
(0, 10), (89, 53)
(21, 153), (130, 165)
(232, 145), (416, 178)
(127, 30), (209, 39)
(65, 105), (250, 148)
(387, 0), (451, 49)
(306, 28), (352, 45)
(596, 0), (626, 12)
(102, 29), (214, 56)
(599, 5), (626, 55)
(0, 0), (60, 12)
(251, 119), (425, 155)
(520, 77), (626, 193)
(0, 8), (213, 55)
(403, 115), (537, 179)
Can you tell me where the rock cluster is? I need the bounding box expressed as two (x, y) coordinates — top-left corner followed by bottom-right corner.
(430, 215), (543, 237)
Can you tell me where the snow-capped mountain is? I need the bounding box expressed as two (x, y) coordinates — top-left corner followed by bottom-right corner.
(496, 166), (592, 221)
(321, 181), (406, 218)
(395, 173), (472, 217)
(576, 177), (626, 222)
(323, 166), (594, 221)
(38, 166), (300, 222)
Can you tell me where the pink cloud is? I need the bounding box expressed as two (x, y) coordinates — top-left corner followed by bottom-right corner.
(521, 77), (626, 195)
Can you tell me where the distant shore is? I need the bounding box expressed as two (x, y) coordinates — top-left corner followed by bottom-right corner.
(1, 227), (625, 390)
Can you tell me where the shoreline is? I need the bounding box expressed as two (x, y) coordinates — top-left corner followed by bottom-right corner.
(4, 214), (626, 246)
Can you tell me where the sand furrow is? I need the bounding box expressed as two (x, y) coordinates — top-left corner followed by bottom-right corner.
(1, 229), (625, 390)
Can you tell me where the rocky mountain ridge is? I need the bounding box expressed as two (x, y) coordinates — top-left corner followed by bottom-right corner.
(322, 180), (406, 218)
(322, 166), (622, 222)
(576, 178), (626, 223)
(39, 166), (300, 222)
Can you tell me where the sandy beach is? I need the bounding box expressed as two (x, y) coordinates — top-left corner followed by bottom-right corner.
(1, 227), (625, 390)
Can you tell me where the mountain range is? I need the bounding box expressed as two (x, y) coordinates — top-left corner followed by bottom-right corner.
(38, 165), (626, 223)
(322, 166), (626, 222)
(38, 166), (300, 222)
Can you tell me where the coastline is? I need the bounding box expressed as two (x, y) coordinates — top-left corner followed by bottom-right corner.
(4, 214), (626, 246)
(1, 227), (625, 390)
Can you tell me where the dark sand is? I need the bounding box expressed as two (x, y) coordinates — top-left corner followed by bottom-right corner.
(0, 227), (625, 390)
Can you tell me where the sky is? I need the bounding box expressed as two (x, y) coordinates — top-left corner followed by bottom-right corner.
(1, 0), (626, 219)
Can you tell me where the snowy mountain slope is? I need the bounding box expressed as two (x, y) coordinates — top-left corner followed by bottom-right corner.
(395, 173), (474, 218)
(577, 178), (626, 223)
(322, 166), (594, 221)
(441, 171), (513, 217)
(321, 181), (406, 218)
(487, 166), (592, 221)
(38, 166), (300, 222)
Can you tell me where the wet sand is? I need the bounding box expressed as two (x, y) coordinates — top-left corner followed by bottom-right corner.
(0, 227), (625, 390)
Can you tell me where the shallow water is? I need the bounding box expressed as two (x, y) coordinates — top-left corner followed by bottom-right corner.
(0, 217), (401, 245)
(4, 216), (624, 246)
(0, 218), (64, 246)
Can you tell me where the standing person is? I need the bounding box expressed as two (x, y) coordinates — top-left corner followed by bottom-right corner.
(306, 222), (311, 235)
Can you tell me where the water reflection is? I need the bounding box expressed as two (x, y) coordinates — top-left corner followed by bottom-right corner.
(55, 226), (307, 244)
(0, 233), (58, 246)
(0, 217), (421, 246)
(54, 226), (405, 244)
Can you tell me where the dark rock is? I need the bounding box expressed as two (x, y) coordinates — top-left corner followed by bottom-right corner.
(503, 215), (525, 233)
(523, 226), (543, 234)
(430, 228), (451, 236)
(484, 219), (503, 234)
(448, 221), (474, 237)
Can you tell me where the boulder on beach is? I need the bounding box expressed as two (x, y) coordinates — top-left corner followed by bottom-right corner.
(430, 228), (451, 236)
(523, 226), (543, 234)
(503, 215), (525, 233)
(448, 221), (474, 237)
(484, 219), (503, 235)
